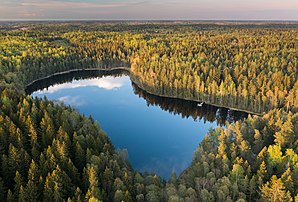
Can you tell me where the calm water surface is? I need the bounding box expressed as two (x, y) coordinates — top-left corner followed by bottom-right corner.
(28, 70), (248, 179)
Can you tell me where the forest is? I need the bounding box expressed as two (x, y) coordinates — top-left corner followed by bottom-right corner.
(0, 21), (297, 201)
(1, 22), (297, 114)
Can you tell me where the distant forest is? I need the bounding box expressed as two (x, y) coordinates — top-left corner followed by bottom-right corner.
(0, 22), (297, 201)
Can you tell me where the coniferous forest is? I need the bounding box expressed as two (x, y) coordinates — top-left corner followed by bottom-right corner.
(0, 22), (297, 201)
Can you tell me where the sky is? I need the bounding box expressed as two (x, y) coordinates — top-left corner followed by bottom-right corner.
(0, 0), (297, 20)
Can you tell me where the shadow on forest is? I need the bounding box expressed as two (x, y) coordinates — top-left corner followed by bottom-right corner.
(131, 82), (248, 126)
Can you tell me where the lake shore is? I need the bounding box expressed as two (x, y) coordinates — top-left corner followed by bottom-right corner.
(25, 66), (262, 116)
(25, 66), (131, 87)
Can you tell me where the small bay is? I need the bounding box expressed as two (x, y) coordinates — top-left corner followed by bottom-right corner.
(27, 70), (248, 179)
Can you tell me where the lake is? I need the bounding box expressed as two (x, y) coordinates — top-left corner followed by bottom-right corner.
(26, 69), (248, 179)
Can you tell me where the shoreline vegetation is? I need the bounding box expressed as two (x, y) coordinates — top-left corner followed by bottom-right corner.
(24, 67), (131, 87)
(0, 22), (297, 201)
(25, 66), (262, 116)
(12, 23), (296, 115)
(26, 68), (250, 127)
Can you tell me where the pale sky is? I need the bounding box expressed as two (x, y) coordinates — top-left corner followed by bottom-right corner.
(0, 0), (297, 20)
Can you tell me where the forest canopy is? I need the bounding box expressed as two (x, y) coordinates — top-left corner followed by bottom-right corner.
(0, 21), (297, 201)
(1, 22), (297, 114)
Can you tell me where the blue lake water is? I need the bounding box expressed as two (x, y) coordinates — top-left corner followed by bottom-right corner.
(29, 70), (247, 179)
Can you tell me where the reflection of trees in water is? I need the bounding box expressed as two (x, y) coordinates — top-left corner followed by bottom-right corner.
(25, 69), (129, 94)
(26, 70), (248, 126)
(131, 83), (248, 126)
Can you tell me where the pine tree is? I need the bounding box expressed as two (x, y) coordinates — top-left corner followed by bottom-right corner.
(13, 171), (24, 199)
(85, 165), (101, 201)
(261, 175), (293, 202)
(7, 189), (14, 202)
(26, 160), (40, 201)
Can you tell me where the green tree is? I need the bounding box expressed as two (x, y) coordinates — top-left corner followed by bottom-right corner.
(261, 175), (293, 202)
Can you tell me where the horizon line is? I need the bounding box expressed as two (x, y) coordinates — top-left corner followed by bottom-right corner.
(0, 19), (298, 22)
